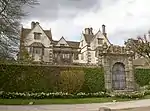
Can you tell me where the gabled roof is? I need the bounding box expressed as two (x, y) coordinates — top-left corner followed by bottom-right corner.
(56, 36), (69, 46)
(21, 27), (52, 41)
(53, 40), (80, 48)
(21, 28), (31, 39)
(52, 40), (58, 46)
(67, 41), (80, 48)
(90, 30), (111, 45)
(133, 58), (149, 66)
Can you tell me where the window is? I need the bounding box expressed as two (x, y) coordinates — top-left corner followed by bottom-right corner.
(54, 53), (57, 58)
(62, 54), (70, 59)
(88, 52), (91, 57)
(74, 53), (79, 60)
(34, 32), (41, 40)
(60, 44), (65, 46)
(33, 47), (42, 55)
(98, 38), (103, 44)
(81, 53), (84, 60)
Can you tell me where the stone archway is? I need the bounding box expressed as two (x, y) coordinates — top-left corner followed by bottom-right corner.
(112, 62), (126, 90)
(97, 44), (135, 91)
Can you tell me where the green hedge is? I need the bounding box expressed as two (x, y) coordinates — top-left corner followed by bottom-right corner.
(0, 64), (105, 93)
(135, 68), (150, 86)
(82, 68), (105, 93)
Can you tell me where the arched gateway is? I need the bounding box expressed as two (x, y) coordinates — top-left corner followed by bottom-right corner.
(112, 62), (126, 90)
(97, 44), (135, 91)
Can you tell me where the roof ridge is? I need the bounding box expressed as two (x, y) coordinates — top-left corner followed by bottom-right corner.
(67, 40), (80, 43)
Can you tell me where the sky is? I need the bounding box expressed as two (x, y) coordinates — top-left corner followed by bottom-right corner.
(22, 0), (150, 45)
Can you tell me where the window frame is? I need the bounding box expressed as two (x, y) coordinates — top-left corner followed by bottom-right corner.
(97, 38), (103, 44)
(32, 47), (42, 55)
(34, 32), (42, 40)
(81, 53), (84, 60)
(62, 53), (70, 59)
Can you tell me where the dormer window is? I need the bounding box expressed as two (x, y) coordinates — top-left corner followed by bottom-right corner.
(34, 32), (41, 40)
(98, 38), (103, 44)
(60, 44), (65, 46)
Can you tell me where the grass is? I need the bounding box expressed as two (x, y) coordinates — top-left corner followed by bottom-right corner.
(0, 97), (132, 105)
(144, 95), (150, 99)
(0, 95), (150, 105)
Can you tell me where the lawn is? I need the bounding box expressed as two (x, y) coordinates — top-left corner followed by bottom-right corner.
(1, 95), (150, 105)
(0, 97), (132, 105)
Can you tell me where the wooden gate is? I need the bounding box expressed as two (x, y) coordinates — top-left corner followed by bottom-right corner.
(112, 62), (126, 90)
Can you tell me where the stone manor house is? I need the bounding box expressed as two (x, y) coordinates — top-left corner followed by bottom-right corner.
(19, 21), (135, 91)
(19, 21), (112, 65)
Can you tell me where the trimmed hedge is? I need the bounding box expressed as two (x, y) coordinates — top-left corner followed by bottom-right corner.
(0, 64), (105, 93)
(135, 68), (150, 86)
(82, 68), (105, 92)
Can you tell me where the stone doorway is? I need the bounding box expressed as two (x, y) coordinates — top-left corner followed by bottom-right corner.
(97, 44), (135, 91)
(112, 62), (126, 90)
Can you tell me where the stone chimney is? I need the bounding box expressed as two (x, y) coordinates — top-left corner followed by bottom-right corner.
(148, 30), (150, 41)
(85, 27), (93, 35)
(102, 24), (107, 36)
(85, 28), (90, 34)
(31, 21), (36, 29)
(90, 27), (93, 35)
(36, 22), (39, 25)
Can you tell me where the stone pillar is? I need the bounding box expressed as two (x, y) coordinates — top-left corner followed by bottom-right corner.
(103, 56), (112, 91)
(97, 50), (103, 66)
(49, 45), (54, 64)
(126, 56), (135, 91)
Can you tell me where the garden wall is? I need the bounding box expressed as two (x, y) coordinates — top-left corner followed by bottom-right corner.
(0, 64), (105, 93)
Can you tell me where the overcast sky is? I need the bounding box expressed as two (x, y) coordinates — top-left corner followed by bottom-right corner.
(22, 0), (150, 45)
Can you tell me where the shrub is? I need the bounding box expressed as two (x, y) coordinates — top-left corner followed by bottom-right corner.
(0, 91), (146, 99)
(58, 70), (85, 94)
(82, 68), (105, 93)
(111, 92), (144, 99)
(135, 68), (150, 86)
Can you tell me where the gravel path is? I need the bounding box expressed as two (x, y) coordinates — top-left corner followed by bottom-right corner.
(0, 99), (150, 111)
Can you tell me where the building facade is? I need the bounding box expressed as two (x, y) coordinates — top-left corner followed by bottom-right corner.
(19, 21), (111, 65)
(19, 21), (135, 91)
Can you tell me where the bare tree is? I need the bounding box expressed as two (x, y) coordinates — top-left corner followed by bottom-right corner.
(0, 0), (38, 60)
(125, 31), (150, 66)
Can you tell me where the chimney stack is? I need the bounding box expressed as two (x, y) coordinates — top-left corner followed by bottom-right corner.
(90, 27), (93, 35)
(85, 28), (90, 35)
(31, 21), (36, 29)
(85, 27), (93, 35)
(36, 22), (39, 25)
(148, 30), (150, 42)
(102, 24), (107, 36)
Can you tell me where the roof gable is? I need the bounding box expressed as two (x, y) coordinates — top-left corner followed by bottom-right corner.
(21, 23), (52, 41)
(53, 40), (79, 48)
(56, 36), (69, 46)
(67, 41), (80, 48)
(91, 30), (111, 45)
